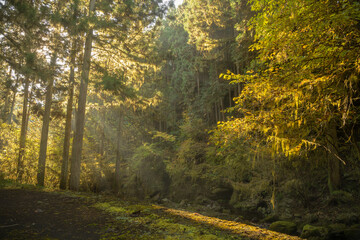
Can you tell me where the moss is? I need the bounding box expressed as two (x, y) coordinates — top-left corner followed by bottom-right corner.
(260, 214), (279, 223)
(300, 224), (328, 239)
(328, 190), (354, 205)
(93, 199), (301, 240)
(93, 202), (129, 215)
(269, 221), (297, 235)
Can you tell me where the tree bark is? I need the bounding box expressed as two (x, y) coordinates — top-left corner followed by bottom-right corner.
(2, 89), (10, 122)
(196, 72), (200, 96)
(7, 75), (18, 124)
(37, 54), (57, 186)
(220, 99), (225, 121)
(17, 76), (30, 182)
(228, 87), (232, 108)
(60, 38), (77, 190)
(114, 108), (122, 194)
(69, 0), (96, 191)
(1, 68), (12, 122)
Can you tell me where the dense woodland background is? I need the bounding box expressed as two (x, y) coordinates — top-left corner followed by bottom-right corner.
(1, 0), (360, 233)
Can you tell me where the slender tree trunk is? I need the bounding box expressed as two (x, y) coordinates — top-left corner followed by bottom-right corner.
(236, 63), (241, 96)
(7, 75), (18, 124)
(17, 77), (30, 182)
(60, 38), (77, 190)
(69, 0), (96, 191)
(327, 121), (341, 193)
(228, 87), (232, 108)
(220, 99), (225, 121)
(37, 54), (57, 186)
(2, 90), (10, 122)
(214, 102), (218, 123)
(114, 109), (122, 194)
(2, 69), (12, 122)
(196, 72), (200, 96)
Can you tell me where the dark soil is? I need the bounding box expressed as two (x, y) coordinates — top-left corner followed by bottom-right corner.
(0, 189), (111, 240)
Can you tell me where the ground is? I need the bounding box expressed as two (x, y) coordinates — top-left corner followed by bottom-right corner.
(0, 188), (111, 240)
(0, 185), (301, 240)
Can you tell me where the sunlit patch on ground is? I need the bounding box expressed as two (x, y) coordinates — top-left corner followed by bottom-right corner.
(157, 206), (302, 240)
(92, 199), (302, 240)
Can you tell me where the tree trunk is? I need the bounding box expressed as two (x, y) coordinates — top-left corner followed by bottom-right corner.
(1, 68), (13, 122)
(60, 38), (77, 190)
(7, 75), (18, 124)
(214, 102), (218, 123)
(2, 89), (10, 122)
(220, 99), (225, 121)
(17, 76), (30, 182)
(37, 54), (57, 186)
(228, 87), (232, 108)
(69, 0), (96, 191)
(236, 63), (241, 96)
(196, 72), (200, 96)
(327, 121), (341, 193)
(114, 109), (122, 194)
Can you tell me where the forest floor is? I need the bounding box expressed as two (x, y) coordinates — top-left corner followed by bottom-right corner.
(0, 183), (302, 240)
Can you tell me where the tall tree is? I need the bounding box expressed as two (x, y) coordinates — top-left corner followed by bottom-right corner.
(37, 53), (57, 186)
(60, 0), (81, 190)
(17, 76), (30, 181)
(59, 37), (77, 190)
(69, 0), (96, 191)
(114, 107), (123, 193)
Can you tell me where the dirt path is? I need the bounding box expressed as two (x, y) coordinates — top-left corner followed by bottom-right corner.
(0, 189), (111, 240)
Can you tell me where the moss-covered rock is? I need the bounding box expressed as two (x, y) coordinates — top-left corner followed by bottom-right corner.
(328, 190), (354, 206)
(344, 224), (360, 240)
(300, 224), (328, 240)
(269, 221), (297, 235)
(260, 214), (279, 223)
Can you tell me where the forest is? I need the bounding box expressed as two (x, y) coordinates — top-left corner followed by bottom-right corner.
(1, 0), (360, 239)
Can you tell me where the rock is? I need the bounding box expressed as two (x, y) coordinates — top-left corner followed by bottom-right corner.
(269, 221), (297, 235)
(151, 192), (161, 201)
(260, 214), (279, 223)
(344, 224), (360, 240)
(300, 224), (328, 240)
(179, 199), (187, 207)
(328, 190), (354, 206)
(210, 202), (222, 211)
(195, 196), (210, 205)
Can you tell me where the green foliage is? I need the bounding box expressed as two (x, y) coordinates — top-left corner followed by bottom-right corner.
(213, 0), (360, 161)
(124, 143), (170, 198)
